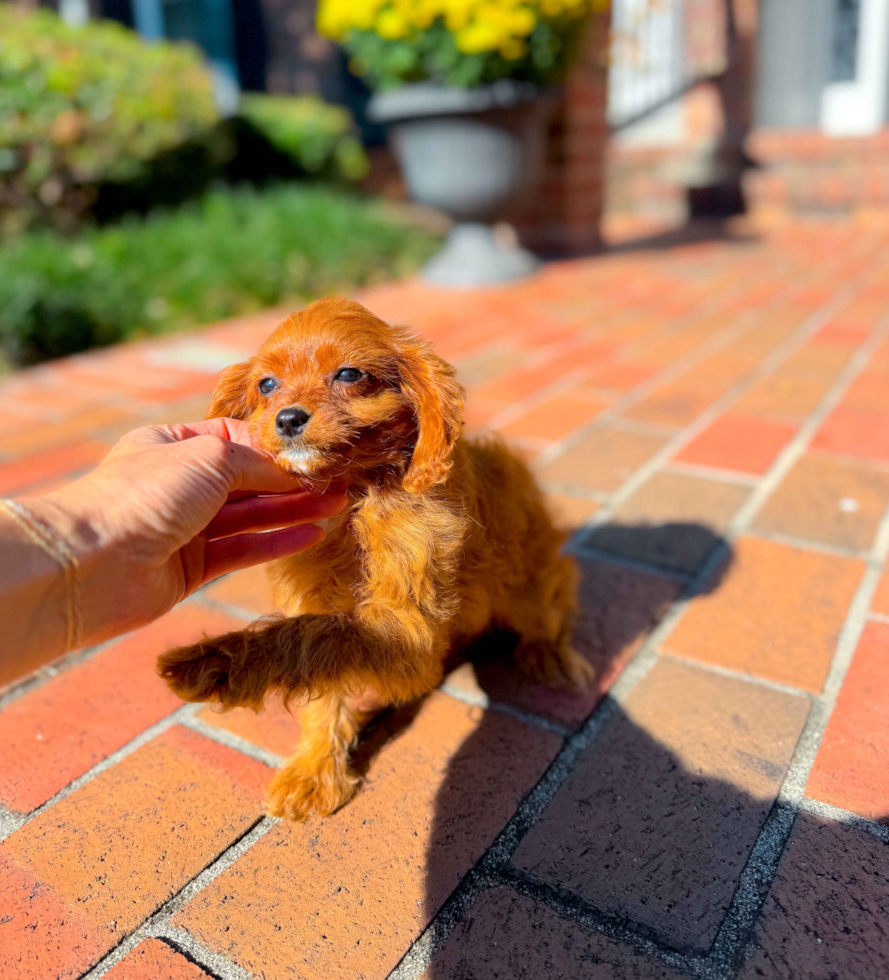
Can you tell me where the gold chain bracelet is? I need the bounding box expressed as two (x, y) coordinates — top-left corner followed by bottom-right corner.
(0, 498), (83, 651)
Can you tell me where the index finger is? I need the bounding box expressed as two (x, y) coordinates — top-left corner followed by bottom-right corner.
(123, 418), (257, 450)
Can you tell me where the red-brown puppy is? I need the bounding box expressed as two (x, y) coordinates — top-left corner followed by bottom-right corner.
(158, 296), (592, 820)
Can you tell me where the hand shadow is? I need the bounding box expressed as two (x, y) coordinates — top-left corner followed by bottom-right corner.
(418, 522), (889, 978)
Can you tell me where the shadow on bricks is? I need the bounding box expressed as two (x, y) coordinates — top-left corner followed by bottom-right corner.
(417, 520), (889, 977)
(423, 659), (889, 977)
(419, 528), (889, 977)
(421, 523), (869, 977)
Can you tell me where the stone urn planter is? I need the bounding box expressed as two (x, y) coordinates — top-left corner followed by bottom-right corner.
(368, 80), (555, 287)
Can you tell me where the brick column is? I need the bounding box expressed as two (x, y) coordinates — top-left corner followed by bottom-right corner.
(512, 10), (611, 255)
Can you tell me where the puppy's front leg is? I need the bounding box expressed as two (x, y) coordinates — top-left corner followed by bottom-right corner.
(157, 611), (440, 710)
(265, 690), (384, 821)
(158, 613), (347, 711)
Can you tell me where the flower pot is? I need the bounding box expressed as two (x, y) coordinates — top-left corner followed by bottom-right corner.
(368, 81), (555, 287)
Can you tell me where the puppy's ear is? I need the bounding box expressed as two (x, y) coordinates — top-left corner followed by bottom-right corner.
(398, 340), (464, 493)
(206, 362), (255, 420)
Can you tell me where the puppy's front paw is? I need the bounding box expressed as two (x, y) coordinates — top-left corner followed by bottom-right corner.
(265, 756), (358, 821)
(158, 641), (234, 704)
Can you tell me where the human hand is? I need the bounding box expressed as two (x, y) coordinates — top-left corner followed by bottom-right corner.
(29, 418), (347, 647)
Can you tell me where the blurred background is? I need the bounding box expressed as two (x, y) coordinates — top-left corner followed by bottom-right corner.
(1, 0), (887, 366)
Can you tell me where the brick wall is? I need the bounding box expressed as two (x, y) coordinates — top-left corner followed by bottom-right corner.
(511, 11), (611, 255)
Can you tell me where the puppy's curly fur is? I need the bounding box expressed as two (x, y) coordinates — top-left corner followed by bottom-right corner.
(158, 297), (592, 820)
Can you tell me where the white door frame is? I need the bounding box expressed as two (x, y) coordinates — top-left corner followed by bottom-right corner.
(821, 0), (889, 135)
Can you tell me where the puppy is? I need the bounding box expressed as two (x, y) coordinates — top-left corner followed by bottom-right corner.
(158, 296), (593, 820)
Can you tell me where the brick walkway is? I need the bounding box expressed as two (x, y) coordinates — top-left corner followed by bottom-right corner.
(2, 219), (889, 979)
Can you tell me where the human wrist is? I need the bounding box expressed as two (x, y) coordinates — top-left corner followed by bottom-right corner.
(0, 499), (73, 685)
(25, 488), (122, 650)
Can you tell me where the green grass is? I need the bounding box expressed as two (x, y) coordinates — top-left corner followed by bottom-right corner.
(0, 183), (441, 365)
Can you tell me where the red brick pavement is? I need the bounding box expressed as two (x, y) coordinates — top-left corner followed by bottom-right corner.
(2, 220), (889, 978)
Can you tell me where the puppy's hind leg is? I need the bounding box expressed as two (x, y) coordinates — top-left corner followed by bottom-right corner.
(266, 691), (376, 821)
(510, 556), (594, 692)
(513, 631), (595, 691)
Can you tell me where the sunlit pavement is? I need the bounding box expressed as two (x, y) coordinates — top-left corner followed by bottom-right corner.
(2, 218), (889, 979)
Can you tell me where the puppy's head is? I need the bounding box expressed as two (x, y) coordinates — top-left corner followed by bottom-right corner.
(208, 297), (464, 492)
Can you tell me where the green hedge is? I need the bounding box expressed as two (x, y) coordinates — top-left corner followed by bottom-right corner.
(0, 183), (440, 364)
(0, 7), (371, 234)
(90, 98), (371, 227)
(0, 5), (218, 234)
(239, 95), (369, 182)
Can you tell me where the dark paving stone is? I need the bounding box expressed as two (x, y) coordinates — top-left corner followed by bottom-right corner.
(740, 813), (889, 979)
(420, 886), (688, 979)
(513, 658), (809, 955)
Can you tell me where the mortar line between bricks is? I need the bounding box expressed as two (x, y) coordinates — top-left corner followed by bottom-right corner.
(698, 800), (799, 980)
(160, 929), (255, 980)
(741, 527), (874, 562)
(660, 461), (761, 486)
(181, 713), (285, 769)
(535, 231), (886, 475)
(437, 682), (574, 739)
(868, 611), (889, 624)
(540, 480), (611, 502)
(494, 864), (706, 976)
(798, 798), (889, 844)
(191, 592), (276, 625)
(569, 541), (695, 582)
(658, 652), (814, 700)
(808, 447), (889, 475)
(608, 416), (682, 438)
(78, 816), (277, 980)
(0, 704), (201, 843)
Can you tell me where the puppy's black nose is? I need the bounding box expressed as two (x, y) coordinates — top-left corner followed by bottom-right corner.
(275, 407), (311, 438)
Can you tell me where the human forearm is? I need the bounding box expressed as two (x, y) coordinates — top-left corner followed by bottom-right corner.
(0, 502), (73, 687)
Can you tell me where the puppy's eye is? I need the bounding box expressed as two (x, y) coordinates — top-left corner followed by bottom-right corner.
(258, 378), (278, 395)
(334, 367), (363, 384)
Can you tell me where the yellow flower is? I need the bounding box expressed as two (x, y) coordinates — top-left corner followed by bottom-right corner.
(351, 0), (387, 31)
(502, 5), (537, 35)
(376, 7), (411, 38)
(455, 19), (503, 53)
(445, 0), (475, 31)
(317, 0), (608, 47)
(410, 0), (438, 29)
(316, 0), (350, 38)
